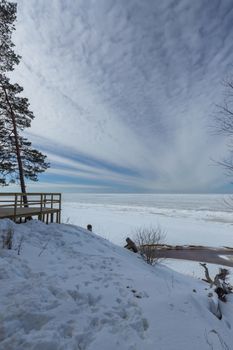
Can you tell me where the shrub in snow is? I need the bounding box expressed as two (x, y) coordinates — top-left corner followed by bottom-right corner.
(1, 226), (14, 250)
(0, 222), (24, 255)
(134, 225), (166, 265)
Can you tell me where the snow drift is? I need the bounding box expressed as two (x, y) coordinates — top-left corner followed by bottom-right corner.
(0, 219), (233, 350)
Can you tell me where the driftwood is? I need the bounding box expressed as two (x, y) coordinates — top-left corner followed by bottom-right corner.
(200, 263), (232, 302)
(200, 263), (213, 285)
(200, 263), (233, 320)
(124, 237), (138, 253)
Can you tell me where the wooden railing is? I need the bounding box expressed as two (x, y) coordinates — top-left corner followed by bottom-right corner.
(0, 193), (62, 223)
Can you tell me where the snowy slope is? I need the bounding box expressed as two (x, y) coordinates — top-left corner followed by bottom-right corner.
(0, 219), (233, 350)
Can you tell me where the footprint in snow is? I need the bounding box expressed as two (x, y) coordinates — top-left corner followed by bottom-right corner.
(126, 286), (148, 299)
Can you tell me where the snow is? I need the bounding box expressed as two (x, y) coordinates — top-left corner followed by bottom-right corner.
(219, 255), (233, 264)
(1, 218), (233, 350)
(61, 194), (233, 284)
(62, 196), (233, 247)
(164, 258), (233, 285)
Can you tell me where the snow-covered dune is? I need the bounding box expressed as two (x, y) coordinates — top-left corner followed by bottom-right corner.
(0, 219), (233, 350)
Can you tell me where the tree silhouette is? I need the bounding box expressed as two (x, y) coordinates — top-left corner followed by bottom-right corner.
(0, 1), (49, 202)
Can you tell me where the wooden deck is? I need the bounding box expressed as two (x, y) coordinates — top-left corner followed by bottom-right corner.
(0, 193), (61, 223)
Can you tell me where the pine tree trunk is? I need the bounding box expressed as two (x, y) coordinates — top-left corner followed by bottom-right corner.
(2, 85), (28, 206)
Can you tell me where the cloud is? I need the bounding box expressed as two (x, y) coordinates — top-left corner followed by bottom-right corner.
(7, 181), (111, 194)
(9, 0), (233, 192)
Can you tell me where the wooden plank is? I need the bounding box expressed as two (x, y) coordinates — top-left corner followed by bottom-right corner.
(0, 207), (60, 219)
(0, 192), (62, 196)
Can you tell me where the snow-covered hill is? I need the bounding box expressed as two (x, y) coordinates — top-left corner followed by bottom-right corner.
(0, 219), (233, 350)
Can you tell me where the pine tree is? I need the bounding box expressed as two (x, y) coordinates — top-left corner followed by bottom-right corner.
(0, 0), (49, 200)
(0, 0), (20, 72)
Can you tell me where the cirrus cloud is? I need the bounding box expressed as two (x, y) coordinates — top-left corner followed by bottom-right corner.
(9, 0), (233, 192)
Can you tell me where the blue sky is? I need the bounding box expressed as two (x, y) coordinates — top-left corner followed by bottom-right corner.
(8, 0), (233, 193)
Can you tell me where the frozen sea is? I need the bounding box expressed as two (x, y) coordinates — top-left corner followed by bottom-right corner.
(62, 193), (233, 247)
(63, 193), (231, 211)
(62, 193), (233, 280)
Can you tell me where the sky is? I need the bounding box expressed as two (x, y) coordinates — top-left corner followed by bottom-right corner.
(7, 0), (233, 193)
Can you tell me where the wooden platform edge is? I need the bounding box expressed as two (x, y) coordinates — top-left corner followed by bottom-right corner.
(0, 192), (62, 224)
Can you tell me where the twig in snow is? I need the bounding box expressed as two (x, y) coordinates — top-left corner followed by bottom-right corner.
(17, 236), (24, 255)
(38, 239), (51, 257)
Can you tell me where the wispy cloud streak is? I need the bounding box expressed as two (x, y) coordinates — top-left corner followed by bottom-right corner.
(10, 0), (233, 192)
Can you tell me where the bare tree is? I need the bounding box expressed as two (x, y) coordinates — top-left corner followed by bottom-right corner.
(133, 225), (166, 265)
(214, 79), (233, 174)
